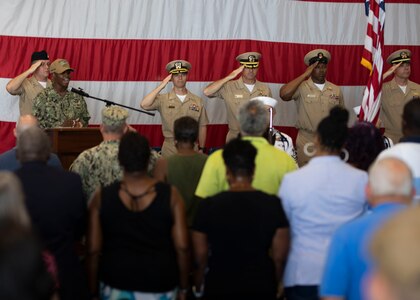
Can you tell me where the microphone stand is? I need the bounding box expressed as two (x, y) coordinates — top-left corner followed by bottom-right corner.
(268, 107), (276, 145)
(71, 87), (155, 117)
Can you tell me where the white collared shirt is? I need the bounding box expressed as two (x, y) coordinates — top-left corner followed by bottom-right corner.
(279, 156), (368, 286)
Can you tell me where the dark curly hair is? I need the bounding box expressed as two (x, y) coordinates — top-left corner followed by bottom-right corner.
(403, 97), (420, 134)
(174, 116), (198, 145)
(317, 106), (349, 152)
(344, 121), (385, 171)
(118, 132), (151, 173)
(222, 138), (257, 177)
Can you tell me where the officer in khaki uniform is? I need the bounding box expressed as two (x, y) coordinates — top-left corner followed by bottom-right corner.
(280, 49), (344, 166)
(380, 49), (420, 144)
(140, 60), (208, 157)
(203, 52), (272, 142)
(6, 50), (52, 115)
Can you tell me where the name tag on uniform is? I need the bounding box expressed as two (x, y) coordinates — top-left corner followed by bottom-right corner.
(168, 105), (175, 109)
(307, 94), (316, 98)
(234, 94), (243, 99)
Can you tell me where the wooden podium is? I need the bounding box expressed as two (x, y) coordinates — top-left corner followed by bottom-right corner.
(46, 128), (102, 169)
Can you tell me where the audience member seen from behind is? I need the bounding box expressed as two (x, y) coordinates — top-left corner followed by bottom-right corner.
(70, 106), (130, 201)
(368, 205), (420, 300)
(0, 220), (55, 300)
(279, 106), (368, 300)
(0, 171), (60, 298)
(192, 138), (290, 300)
(195, 100), (297, 198)
(0, 115), (62, 171)
(154, 116), (207, 226)
(0, 171), (31, 227)
(87, 132), (189, 300)
(320, 157), (413, 300)
(377, 98), (420, 202)
(14, 127), (88, 300)
(344, 121), (385, 171)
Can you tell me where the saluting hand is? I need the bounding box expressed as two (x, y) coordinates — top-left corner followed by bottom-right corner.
(304, 61), (318, 79)
(158, 74), (173, 89)
(27, 60), (43, 74)
(383, 62), (402, 80)
(228, 65), (245, 80)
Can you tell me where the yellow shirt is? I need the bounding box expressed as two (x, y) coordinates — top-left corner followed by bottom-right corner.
(195, 136), (297, 198)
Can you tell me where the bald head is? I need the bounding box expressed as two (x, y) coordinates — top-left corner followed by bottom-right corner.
(368, 157), (413, 204)
(14, 115), (39, 138)
(16, 127), (50, 163)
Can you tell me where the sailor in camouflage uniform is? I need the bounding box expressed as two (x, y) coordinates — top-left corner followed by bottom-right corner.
(70, 106), (160, 201)
(33, 58), (90, 128)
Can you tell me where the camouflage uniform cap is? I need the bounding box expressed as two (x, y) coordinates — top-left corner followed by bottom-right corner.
(102, 106), (129, 127)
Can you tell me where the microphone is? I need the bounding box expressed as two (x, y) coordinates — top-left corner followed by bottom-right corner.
(70, 87), (90, 97)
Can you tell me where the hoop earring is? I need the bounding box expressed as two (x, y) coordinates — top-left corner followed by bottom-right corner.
(341, 148), (349, 162)
(303, 142), (316, 157)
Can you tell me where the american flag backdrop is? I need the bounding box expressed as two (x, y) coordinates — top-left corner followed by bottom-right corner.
(0, 0), (419, 153)
(359, 0), (386, 123)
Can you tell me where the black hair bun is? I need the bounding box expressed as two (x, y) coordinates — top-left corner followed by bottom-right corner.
(329, 106), (349, 125)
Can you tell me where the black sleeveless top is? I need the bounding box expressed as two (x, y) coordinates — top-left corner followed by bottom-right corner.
(99, 181), (178, 292)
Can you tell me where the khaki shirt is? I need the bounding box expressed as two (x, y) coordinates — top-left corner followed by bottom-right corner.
(380, 79), (420, 143)
(211, 77), (272, 141)
(15, 77), (52, 115)
(148, 90), (208, 156)
(293, 78), (344, 133)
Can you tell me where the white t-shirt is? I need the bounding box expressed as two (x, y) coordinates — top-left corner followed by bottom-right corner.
(244, 83), (255, 93)
(177, 94), (187, 102)
(399, 85), (407, 94)
(314, 83), (325, 91)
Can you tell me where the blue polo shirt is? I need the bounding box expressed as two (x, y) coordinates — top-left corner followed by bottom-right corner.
(320, 203), (407, 300)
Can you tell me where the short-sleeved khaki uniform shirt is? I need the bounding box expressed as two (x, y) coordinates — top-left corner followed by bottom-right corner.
(380, 78), (420, 143)
(292, 78), (343, 166)
(148, 90), (208, 157)
(211, 77), (272, 141)
(15, 77), (52, 115)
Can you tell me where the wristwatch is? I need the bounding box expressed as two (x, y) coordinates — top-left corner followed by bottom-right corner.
(198, 146), (207, 152)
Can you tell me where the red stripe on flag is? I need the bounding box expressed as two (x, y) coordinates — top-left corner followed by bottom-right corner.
(359, 0), (385, 123)
(1, 36), (419, 86)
